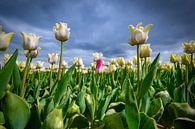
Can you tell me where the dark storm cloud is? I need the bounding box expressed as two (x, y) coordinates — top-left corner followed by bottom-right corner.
(0, 0), (195, 65)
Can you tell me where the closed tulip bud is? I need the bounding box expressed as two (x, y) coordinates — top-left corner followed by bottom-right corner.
(109, 64), (117, 72)
(117, 57), (125, 67)
(72, 57), (83, 67)
(110, 58), (117, 65)
(170, 54), (180, 63)
(21, 32), (41, 51)
(24, 47), (41, 58)
(126, 64), (133, 71)
(163, 62), (173, 71)
(62, 60), (68, 69)
(0, 31), (14, 51)
(125, 60), (132, 66)
(181, 54), (191, 65)
(128, 23), (152, 46)
(140, 44), (152, 58)
(182, 40), (195, 54)
(36, 61), (44, 69)
(96, 58), (103, 73)
(146, 57), (152, 65)
(92, 52), (103, 62)
(48, 53), (58, 64)
(17, 61), (26, 70)
(3, 54), (12, 64)
(53, 22), (70, 42)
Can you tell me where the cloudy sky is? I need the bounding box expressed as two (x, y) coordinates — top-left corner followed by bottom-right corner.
(0, 0), (195, 66)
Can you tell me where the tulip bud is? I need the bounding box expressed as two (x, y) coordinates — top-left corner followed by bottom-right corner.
(170, 54), (180, 63)
(30, 63), (34, 70)
(24, 47), (41, 58)
(48, 53), (58, 64)
(163, 62), (173, 71)
(125, 60), (132, 66)
(17, 61), (26, 70)
(133, 56), (141, 65)
(96, 58), (103, 73)
(128, 23), (152, 46)
(62, 60), (68, 69)
(53, 22), (70, 42)
(140, 44), (152, 58)
(182, 40), (195, 54)
(21, 32), (41, 51)
(117, 57), (125, 67)
(0, 31), (14, 51)
(181, 54), (191, 65)
(110, 58), (117, 65)
(90, 63), (96, 70)
(36, 61), (44, 69)
(92, 52), (103, 62)
(72, 57), (84, 67)
(146, 57), (152, 65)
(109, 64), (117, 72)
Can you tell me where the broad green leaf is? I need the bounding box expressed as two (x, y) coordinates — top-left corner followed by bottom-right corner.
(76, 87), (86, 113)
(103, 112), (124, 129)
(3, 92), (30, 129)
(42, 108), (64, 129)
(174, 84), (186, 102)
(139, 112), (158, 129)
(0, 111), (5, 124)
(12, 62), (21, 95)
(0, 49), (18, 99)
(98, 88), (118, 120)
(125, 79), (140, 129)
(147, 98), (164, 121)
(174, 117), (195, 129)
(68, 114), (89, 128)
(54, 64), (75, 106)
(85, 94), (96, 121)
(137, 53), (160, 101)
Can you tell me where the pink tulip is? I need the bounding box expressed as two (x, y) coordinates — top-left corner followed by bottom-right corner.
(96, 58), (103, 73)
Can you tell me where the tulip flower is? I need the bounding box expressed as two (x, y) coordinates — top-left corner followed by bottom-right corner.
(92, 52), (103, 62)
(72, 57), (84, 68)
(96, 58), (103, 73)
(117, 57), (125, 67)
(110, 58), (117, 65)
(140, 44), (152, 58)
(53, 22), (70, 82)
(125, 60), (132, 66)
(53, 22), (70, 42)
(170, 54), (180, 63)
(62, 60), (68, 69)
(128, 23), (152, 46)
(24, 47), (41, 58)
(109, 64), (117, 72)
(0, 31), (14, 51)
(181, 54), (190, 65)
(36, 61), (44, 69)
(128, 23), (152, 89)
(182, 40), (195, 66)
(48, 53), (58, 64)
(21, 32), (41, 51)
(17, 61), (26, 70)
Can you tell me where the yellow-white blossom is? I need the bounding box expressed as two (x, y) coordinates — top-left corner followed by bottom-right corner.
(110, 58), (117, 65)
(72, 57), (84, 67)
(181, 54), (191, 65)
(62, 60), (68, 69)
(17, 61), (26, 70)
(170, 54), (180, 63)
(0, 31), (14, 51)
(3, 54), (12, 64)
(117, 57), (125, 67)
(36, 61), (44, 69)
(182, 40), (195, 54)
(53, 22), (70, 42)
(140, 44), (152, 58)
(48, 53), (58, 64)
(109, 64), (117, 72)
(128, 23), (152, 46)
(133, 56), (141, 65)
(21, 32), (41, 50)
(92, 52), (103, 61)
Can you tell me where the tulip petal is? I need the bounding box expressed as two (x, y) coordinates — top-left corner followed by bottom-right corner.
(144, 24), (153, 32)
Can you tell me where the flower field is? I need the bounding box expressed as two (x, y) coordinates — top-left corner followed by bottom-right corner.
(0, 22), (195, 129)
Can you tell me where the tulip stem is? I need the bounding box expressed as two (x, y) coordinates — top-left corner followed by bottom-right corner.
(137, 45), (140, 90)
(191, 53), (193, 67)
(50, 64), (53, 92)
(144, 57), (147, 77)
(20, 53), (31, 97)
(57, 41), (64, 83)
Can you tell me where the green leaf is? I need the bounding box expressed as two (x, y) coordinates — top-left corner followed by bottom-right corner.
(139, 112), (158, 129)
(3, 92), (30, 129)
(76, 87), (86, 114)
(68, 114), (89, 128)
(0, 111), (5, 124)
(103, 112), (124, 129)
(174, 84), (186, 102)
(147, 98), (164, 121)
(54, 64), (75, 106)
(137, 53), (160, 101)
(174, 117), (195, 129)
(12, 62), (21, 95)
(85, 94), (96, 121)
(0, 49), (18, 99)
(125, 79), (140, 129)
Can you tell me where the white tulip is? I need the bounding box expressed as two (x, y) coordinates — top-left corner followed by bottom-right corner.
(0, 31), (14, 51)
(53, 22), (70, 42)
(48, 53), (58, 64)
